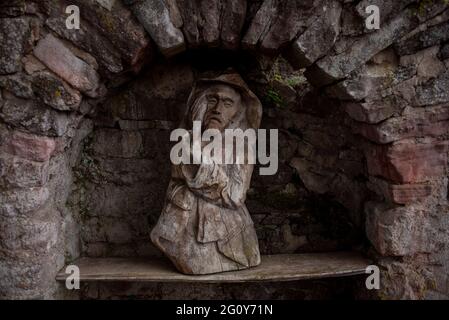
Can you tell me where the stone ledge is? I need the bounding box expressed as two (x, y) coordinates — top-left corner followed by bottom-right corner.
(56, 252), (370, 283)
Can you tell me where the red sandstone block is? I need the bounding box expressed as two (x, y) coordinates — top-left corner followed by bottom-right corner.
(4, 131), (55, 162)
(368, 177), (433, 205)
(389, 184), (432, 204)
(366, 139), (448, 183)
(0, 155), (49, 188)
(33, 34), (100, 97)
(354, 105), (449, 144)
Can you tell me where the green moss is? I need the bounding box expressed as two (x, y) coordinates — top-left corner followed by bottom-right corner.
(273, 73), (283, 82)
(54, 89), (62, 98)
(99, 11), (116, 33)
(263, 57), (308, 108)
(265, 88), (285, 108)
(285, 76), (306, 87)
(68, 133), (107, 223)
(414, 0), (449, 16)
(64, 252), (74, 264)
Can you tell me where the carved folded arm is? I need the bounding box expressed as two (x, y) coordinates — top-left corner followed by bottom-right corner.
(180, 161), (251, 209)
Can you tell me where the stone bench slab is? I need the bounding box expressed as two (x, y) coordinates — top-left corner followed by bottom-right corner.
(56, 252), (370, 283)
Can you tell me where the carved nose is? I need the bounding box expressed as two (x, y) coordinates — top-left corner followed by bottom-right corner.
(214, 101), (226, 112)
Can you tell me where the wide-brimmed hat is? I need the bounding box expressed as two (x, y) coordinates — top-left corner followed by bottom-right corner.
(186, 73), (262, 130)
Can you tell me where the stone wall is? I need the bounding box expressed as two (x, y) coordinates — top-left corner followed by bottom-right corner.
(1, 0), (449, 299)
(0, 0), (150, 299)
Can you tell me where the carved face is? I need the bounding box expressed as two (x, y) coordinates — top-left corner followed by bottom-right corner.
(203, 84), (242, 131)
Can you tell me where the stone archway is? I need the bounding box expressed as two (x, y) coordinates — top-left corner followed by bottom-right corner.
(1, 0), (448, 299)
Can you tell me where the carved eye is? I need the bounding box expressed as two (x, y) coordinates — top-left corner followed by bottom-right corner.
(224, 101), (233, 107)
(207, 98), (217, 106)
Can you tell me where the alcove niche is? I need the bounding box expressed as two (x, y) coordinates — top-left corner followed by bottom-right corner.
(2, 0), (448, 300)
(59, 50), (371, 299)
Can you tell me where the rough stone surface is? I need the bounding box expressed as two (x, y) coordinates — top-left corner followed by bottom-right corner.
(0, 96), (71, 137)
(0, 0), (26, 17)
(105, 63), (194, 122)
(170, 0), (247, 50)
(0, 74), (34, 99)
(0, 154), (49, 188)
(32, 72), (82, 111)
(367, 177), (434, 205)
(366, 139), (448, 184)
(306, 8), (418, 86)
(415, 71), (449, 106)
(354, 104), (449, 144)
(395, 20), (449, 56)
(45, 16), (124, 74)
(0, 187), (50, 217)
(0, 18), (30, 74)
(344, 100), (398, 124)
(34, 34), (101, 98)
(400, 46), (446, 82)
(440, 43), (449, 59)
(365, 202), (439, 256)
(130, 0), (185, 57)
(68, 0), (152, 69)
(285, 0), (341, 69)
(325, 48), (399, 104)
(220, 0), (248, 49)
(1, 130), (56, 162)
(243, 0), (317, 54)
